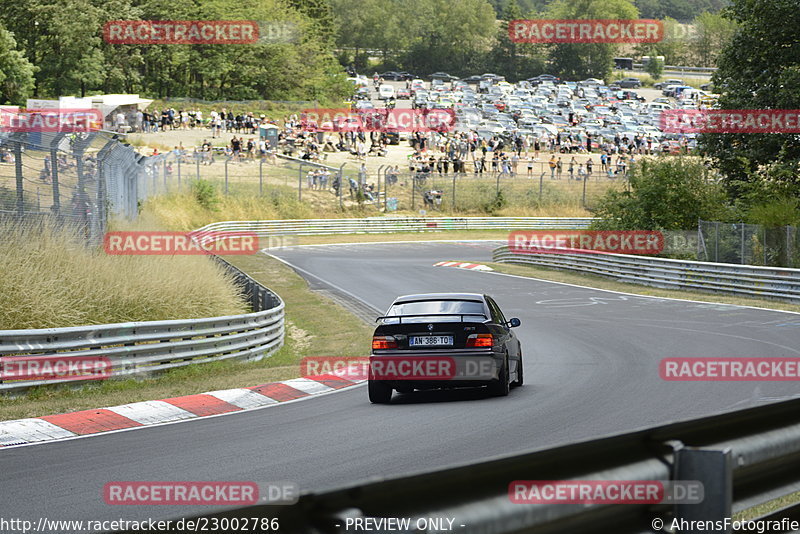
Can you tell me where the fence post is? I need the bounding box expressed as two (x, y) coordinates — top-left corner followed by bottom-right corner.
(224, 156), (230, 195)
(196, 152), (200, 180)
(582, 172), (588, 207)
(177, 154), (181, 190)
(376, 165), (384, 207)
(411, 174), (415, 211)
(50, 134), (64, 218)
(298, 163), (303, 201)
(338, 163), (346, 209)
(259, 159), (264, 196)
(163, 158), (167, 191)
(715, 222), (720, 262)
(13, 140), (23, 218)
(452, 172), (456, 212)
(539, 172), (544, 202)
(740, 223), (745, 264)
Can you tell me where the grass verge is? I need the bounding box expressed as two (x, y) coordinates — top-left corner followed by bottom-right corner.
(0, 253), (372, 421)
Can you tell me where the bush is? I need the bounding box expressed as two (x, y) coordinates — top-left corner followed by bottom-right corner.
(590, 157), (733, 231)
(190, 179), (220, 211)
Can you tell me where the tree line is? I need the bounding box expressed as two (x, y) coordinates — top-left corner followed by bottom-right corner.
(332, 0), (737, 82)
(0, 0), (351, 105)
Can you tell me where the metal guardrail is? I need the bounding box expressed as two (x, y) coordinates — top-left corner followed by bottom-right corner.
(193, 217), (595, 237)
(170, 396), (800, 534)
(0, 259), (284, 394)
(492, 246), (800, 304)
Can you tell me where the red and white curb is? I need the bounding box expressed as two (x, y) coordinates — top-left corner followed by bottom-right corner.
(0, 374), (364, 448)
(434, 261), (493, 272)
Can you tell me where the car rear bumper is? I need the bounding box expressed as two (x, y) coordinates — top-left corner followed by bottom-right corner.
(369, 350), (503, 388)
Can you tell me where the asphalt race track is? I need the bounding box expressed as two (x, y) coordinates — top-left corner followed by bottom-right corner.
(3, 241), (800, 525)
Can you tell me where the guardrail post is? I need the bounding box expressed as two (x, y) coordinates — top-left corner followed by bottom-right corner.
(675, 448), (733, 533)
(196, 152), (201, 180)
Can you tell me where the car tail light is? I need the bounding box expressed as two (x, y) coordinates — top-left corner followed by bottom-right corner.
(466, 333), (493, 348)
(372, 336), (398, 350)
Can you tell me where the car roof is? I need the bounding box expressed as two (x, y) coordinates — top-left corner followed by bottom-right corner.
(392, 293), (487, 304)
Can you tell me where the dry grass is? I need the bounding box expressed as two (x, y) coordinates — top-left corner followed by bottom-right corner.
(0, 221), (249, 330)
(0, 252), (373, 420)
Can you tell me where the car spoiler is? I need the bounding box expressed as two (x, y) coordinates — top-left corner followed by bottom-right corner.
(375, 313), (488, 324)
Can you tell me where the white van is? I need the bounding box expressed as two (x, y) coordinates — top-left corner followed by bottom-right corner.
(647, 102), (672, 112)
(378, 84), (395, 100)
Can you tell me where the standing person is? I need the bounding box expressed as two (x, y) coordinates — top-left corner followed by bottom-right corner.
(586, 158), (594, 179)
(556, 157), (563, 179)
(548, 154), (557, 179)
(578, 163), (587, 182)
(527, 155), (534, 177)
(586, 133), (592, 153)
(358, 162), (367, 186)
(568, 156), (576, 180)
(534, 137), (541, 160)
(511, 152), (519, 176)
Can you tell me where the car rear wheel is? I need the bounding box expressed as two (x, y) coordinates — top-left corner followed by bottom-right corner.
(511, 352), (523, 388)
(488, 355), (510, 397)
(368, 380), (393, 404)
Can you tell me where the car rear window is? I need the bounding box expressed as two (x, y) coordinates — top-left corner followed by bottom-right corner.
(384, 300), (486, 322)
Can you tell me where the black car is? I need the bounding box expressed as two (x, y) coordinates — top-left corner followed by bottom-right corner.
(429, 71), (458, 81)
(527, 74), (560, 84)
(368, 293), (523, 403)
(461, 75), (483, 84)
(380, 71), (405, 81)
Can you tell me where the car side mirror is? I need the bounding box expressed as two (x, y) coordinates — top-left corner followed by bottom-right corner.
(508, 318), (521, 328)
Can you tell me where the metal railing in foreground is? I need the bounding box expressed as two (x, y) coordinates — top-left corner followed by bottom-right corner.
(0, 258), (284, 394)
(493, 246), (800, 304)
(163, 397), (800, 534)
(193, 216), (595, 238)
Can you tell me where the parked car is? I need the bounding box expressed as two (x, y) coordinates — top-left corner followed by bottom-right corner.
(653, 79), (683, 90)
(429, 72), (458, 81)
(378, 84), (395, 100)
(380, 71), (405, 81)
(368, 293), (523, 403)
(612, 78), (642, 89)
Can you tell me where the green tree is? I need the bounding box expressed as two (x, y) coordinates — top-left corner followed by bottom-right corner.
(644, 54), (663, 79)
(591, 158), (731, 230)
(400, 0), (496, 76)
(0, 24), (35, 104)
(699, 0), (800, 207)
(545, 0), (638, 81)
(689, 11), (737, 67)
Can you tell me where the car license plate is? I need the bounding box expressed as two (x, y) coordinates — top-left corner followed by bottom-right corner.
(409, 335), (453, 346)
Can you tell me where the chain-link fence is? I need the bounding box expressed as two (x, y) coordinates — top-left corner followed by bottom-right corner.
(141, 149), (626, 215)
(698, 220), (800, 267)
(0, 130), (143, 246)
